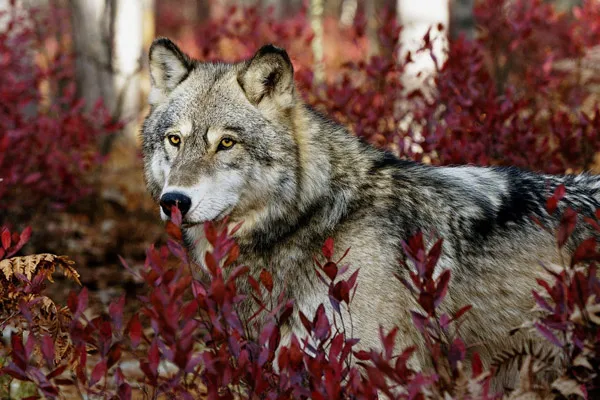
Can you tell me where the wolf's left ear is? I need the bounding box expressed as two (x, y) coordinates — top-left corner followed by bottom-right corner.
(148, 38), (194, 106)
(238, 44), (295, 108)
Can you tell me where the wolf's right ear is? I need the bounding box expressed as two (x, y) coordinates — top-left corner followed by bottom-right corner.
(238, 44), (295, 109)
(148, 38), (194, 106)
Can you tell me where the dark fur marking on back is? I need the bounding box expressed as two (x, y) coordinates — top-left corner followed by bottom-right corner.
(369, 151), (417, 175)
(470, 168), (546, 242)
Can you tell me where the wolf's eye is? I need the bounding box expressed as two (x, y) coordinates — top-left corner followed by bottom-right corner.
(217, 137), (236, 151)
(167, 134), (181, 147)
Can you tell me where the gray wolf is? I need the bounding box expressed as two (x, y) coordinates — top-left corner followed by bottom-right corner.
(141, 38), (600, 386)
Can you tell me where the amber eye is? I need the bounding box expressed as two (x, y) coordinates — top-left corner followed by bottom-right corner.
(167, 134), (181, 147)
(217, 137), (235, 151)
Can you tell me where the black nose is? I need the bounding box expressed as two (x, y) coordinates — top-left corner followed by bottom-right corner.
(160, 192), (192, 217)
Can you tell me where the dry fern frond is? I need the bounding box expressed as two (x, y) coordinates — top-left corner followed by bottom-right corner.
(505, 356), (554, 400)
(0, 253), (80, 285)
(492, 339), (560, 378)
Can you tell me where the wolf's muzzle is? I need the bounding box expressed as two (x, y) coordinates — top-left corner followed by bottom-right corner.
(160, 192), (192, 217)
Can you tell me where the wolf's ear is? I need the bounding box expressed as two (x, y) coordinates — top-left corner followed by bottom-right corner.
(148, 38), (194, 105)
(238, 44), (295, 108)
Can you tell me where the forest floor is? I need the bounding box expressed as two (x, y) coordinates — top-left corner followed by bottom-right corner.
(25, 140), (167, 320)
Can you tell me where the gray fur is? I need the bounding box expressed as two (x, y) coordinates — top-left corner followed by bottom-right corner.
(142, 38), (600, 387)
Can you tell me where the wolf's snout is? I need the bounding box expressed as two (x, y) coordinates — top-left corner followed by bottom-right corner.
(160, 192), (192, 217)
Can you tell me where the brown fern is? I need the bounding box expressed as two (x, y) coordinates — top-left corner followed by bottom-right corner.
(492, 339), (560, 374)
(0, 253), (80, 285)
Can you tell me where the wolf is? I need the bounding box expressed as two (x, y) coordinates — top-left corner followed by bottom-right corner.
(142, 37), (600, 386)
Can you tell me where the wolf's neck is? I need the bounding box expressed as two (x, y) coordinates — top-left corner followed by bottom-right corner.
(234, 104), (370, 252)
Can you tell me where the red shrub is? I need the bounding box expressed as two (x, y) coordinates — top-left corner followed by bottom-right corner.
(0, 4), (121, 218)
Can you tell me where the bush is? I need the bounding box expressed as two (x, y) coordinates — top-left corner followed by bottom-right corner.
(0, 3), (121, 221)
(1, 192), (599, 398)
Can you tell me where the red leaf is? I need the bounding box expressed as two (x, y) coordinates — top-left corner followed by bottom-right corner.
(471, 352), (483, 377)
(532, 290), (553, 312)
(449, 337), (466, 367)
(557, 207), (577, 248)
(46, 364), (68, 380)
(227, 265), (249, 283)
(109, 294), (125, 331)
(418, 292), (435, 315)
(322, 237), (334, 260)
(332, 281), (350, 304)
(426, 239), (444, 275)
(322, 261), (338, 281)
(11, 334), (27, 370)
(107, 343), (122, 369)
(434, 269), (451, 307)
(410, 311), (427, 332)
(204, 221), (217, 245)
(128, 314), (142, 348)
(313, 304), (330, 341)
(182, 299), (199, 320)
(451, 305), (472, 321)
(170, 205), (182, 226)
(118, 383), (132, 400)
(67, 291), (78, 314)
(204, 252), (219, 276)
(354, 350), (372, 361)
(23, 172), (41, 184)
(165, 221), (182, 240)
(535, 322), (562, 347)
(18, 227), (32, 247)
(210, 276), (225, 304)
(546, 184), (565, 214)
(76, 287), (88, 315)
(299, 311), (312, 333)
(571, 237), (599, 267)
(41, 335), (55, 367)
(584, 216), (600, 232)
(1, 366), (29, 381)
(90, 360), (107, 387)
(148, 340), (160, 373)
(381, 326), (398, 359)
(259, 269), (273, 293)
(1, 228), (10, 250)
(224, 242), (240, 267)
(347, 269), (359, 290)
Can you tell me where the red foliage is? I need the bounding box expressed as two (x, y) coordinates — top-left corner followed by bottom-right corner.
(0, 4), (121, 217)
(2, 211), (498, 398)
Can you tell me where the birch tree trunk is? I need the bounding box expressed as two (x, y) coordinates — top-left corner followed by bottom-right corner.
(310, 0), (325, 85)
(261, 0), (303, 18)
(397, 0), (449, 93)
(365, 0), (380, 57)
(339, 0), (357, 26)
(450, 0), (475, 40)
(70, 0), (143, 150)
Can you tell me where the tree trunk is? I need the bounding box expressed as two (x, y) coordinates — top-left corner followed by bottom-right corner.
(450, 0), (475, 40)
(397, 0), (449, 92)
(366, 0), (380, 57)
(339, 0), (357, 26)
(261, 0), (303, 18)
(310, 0), (325, 85)
(70, 0), (143, 150)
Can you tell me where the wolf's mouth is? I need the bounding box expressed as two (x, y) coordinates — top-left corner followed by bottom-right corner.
(180, 206), (233, 228)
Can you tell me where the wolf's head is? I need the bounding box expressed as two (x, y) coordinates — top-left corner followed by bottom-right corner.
(142, 38), (304, 228)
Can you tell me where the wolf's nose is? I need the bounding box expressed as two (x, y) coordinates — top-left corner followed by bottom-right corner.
(160, 192), (192, 217)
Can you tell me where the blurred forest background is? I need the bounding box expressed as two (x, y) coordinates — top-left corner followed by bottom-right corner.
(1, 0), (600, 312)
